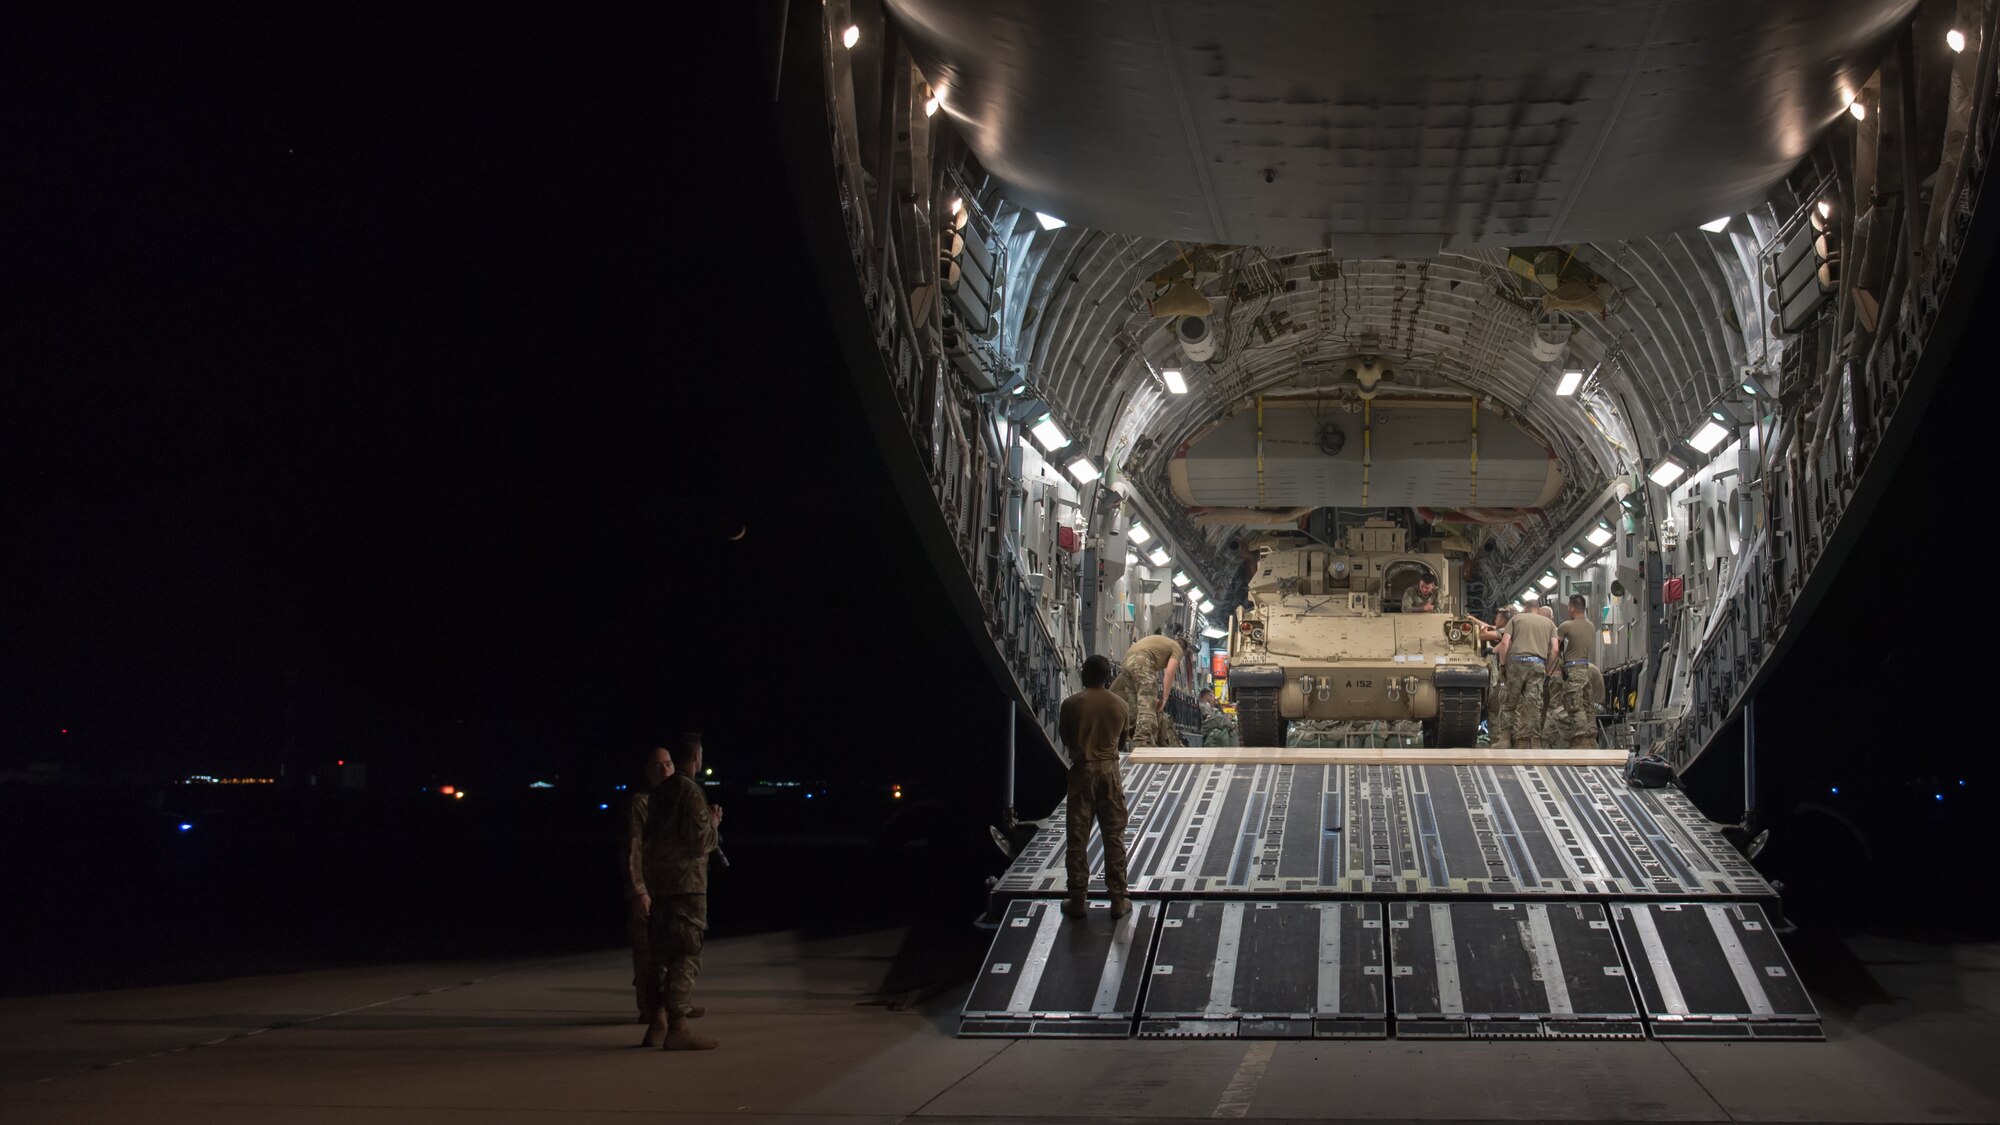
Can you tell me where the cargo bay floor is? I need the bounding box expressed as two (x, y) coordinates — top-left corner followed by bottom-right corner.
(2, 926), (1995, 1125)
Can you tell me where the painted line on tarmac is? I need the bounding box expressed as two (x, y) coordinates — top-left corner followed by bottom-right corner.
(1212, 1039), (1275, 1118)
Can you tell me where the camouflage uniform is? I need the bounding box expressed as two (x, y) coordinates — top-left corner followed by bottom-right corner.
(1495, 659), (1548, 747)
(623, 790), (653, 1016)
(1110, 637), (1179, 747)
(640, 773), (717, 1021)
(1554, 662), (1600, 747)
(1401, 584), (1439, 612)
(1064, 762), (1131, 902)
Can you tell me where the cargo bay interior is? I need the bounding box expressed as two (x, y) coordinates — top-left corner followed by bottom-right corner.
(779, 0), (2000, 1055)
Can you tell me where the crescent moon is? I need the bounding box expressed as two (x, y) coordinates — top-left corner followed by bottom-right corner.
(728, 526), (747, 541)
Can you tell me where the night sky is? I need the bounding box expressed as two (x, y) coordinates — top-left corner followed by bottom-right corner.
(9, 5), (1995, 842)
(12, 6), (1003, 795)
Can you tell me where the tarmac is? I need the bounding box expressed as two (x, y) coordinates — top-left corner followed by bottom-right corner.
(2, 926), (1995, 1124)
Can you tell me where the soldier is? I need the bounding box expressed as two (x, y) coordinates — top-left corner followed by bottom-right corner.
(1110, 630), (1182, 746)
(1478, 606), (1516, 735)
(623, 746), (674, 1022)
(1534, 604), (1562, 746)
(639, 733), (722, 1051)
(1402, 570), (1441, 612)
(1492, 601), (1558, 748)
(1059, 655), (1133, 919)
(1552, 594), (1602, 748)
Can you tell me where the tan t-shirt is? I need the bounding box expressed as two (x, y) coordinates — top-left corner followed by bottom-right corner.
(1125, 634), (1182, 667)
(1060, 687), (1132, 765)
(1556, 618), (1596, 666)
(1504, 611), (1557, 664)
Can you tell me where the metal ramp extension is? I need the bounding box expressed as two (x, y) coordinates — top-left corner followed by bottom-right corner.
(962, 764), (1818, 1041)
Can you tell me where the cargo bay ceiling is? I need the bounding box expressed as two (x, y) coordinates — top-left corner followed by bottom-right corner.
(886, 0), (1917, 543)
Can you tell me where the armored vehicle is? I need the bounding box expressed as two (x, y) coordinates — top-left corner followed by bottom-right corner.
(1228, 520), (1489, 747)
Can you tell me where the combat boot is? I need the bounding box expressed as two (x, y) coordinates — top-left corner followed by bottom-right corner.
(639, 1007), (667, 1049)
(1061, 897), (1089, 919)
(681, 1006), (706, 1019)
(1108, 896), (1133, 918)
(663, 1015), (718, 1051)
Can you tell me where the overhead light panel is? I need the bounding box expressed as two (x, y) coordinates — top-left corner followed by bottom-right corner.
(1522, 589), (1541, 602)
(1741, 379), (1760, 396)
(1817, 200), (1833, 219)
(1125, 551), (1137, 566)
(1562, 549), (1587, 569)
(1128, 522), (1151, 545)
(1035, 212), (1066, 231)
(1199, 599), (1216, 614)
(1555, 369), (1584, 396)
(1148, 546), (1170, 567)
(1700, 217), (1731, 233)
(1188, 587), (1204, 601)
(1538, 572), (1559, 590)
(1202, 626), (1228, 640)
(1949, 28), (1967, 52)
(842, 24), (860, 48)
(1029, 414), (1068, 452)
(1586, 523), (1614, 548)
(1689, 417), (1732, 454)
(1162, 368), (1188, 394)
(1172, 572), (1191, 588)
(1066, 456), (1100, 485)
(1648, 458), (1687, 487)
(923, 93), (940, 117)
(1849, 99), (1867, 121)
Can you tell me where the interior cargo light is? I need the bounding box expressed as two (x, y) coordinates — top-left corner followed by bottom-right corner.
(842, 24), (859, 48)
(1648, 459), (1687, 487)
(1148, 547), (1171, 567)
(1203, 626), (1228, 640)
(1817, 199), (1833, 219)
(1066, 456), (1101, 484)
(1600, 627), (1614, 645)
(1172, 572), (1191, 588)
(1587, 523), (1615, 547)
(924, 93), (940, 117)
(1948, 28), (1966, 52)
(1700, 217), (1731, 233)
(1537, 573), (1558, 590)
(1162, 368), (1188, 394)
(1125, 551), (1138, 566)
(1522, 589), (1541, 602)
(1127, 522), (1151, 544)
(1029, 414), (1068, 452)
(1199, 599), (1216, 614)
(1035, 212), (1066, 231)
(1562, 549), (1587, 568)
(1555, 369), (1583, 396)
(1188, 587), (1204, 601)
(1689, 418), (1732, 454)
(1741, 379), (1760, 396)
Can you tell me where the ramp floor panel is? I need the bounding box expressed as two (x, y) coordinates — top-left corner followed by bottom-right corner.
(996, 763), (1771, 901)
(959, 898), (1159, 1038)
(1138, 901), (1386, 1039)
(1387, 901), (1643, 1039)
(1611, 902), (1821, 1039)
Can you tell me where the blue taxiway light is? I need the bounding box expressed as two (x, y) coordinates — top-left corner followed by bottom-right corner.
(1936, 793), (1944, 801)
(599, 803), (610, 810)
(178, 823), (192, 831)
(1830, 787), (1839, 794)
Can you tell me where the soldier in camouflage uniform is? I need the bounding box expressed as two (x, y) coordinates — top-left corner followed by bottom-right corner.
(1110, 632), (1182, 747)
(639, 733), (721, 1051)
(1492, 604), (1558, 748)
(1060, 655), (1133, 918)
(1552, 595), (1602, 748)
(623, 746), (674, 1021)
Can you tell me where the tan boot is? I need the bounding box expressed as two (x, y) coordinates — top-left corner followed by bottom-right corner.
(639, 1007), (667, 1049)
(1109, 896), (1133, 918)
(681, 1006), (706, 1019)
(664, 1015), (718, 1050)
(1061, 897), (1089, 919)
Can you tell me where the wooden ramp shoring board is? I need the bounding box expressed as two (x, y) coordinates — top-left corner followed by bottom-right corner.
(1131, 747), (1631, 767)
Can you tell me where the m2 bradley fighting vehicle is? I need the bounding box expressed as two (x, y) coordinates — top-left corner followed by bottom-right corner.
(1227, 519), (1489, 747)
